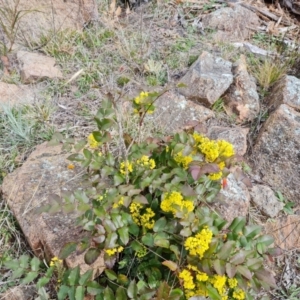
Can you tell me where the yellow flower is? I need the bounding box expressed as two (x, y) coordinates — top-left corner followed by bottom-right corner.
(211, 274), (227, 296)
(233, 288), (245, 300)
(112, 197), (124, 209)
(134, 91), (149, 104)
(88, 133), (100, 149)
(136, 246), (147, 258)
(173, 151), (193, 169)
(120, 160), (133, 175)
(208, 171), (222, 181)
(50, 256), (63, 267)
(218, 140), (235, 158)
(228, 278), (238, 289)
(67, 164), (75, 170)
(105, 246), (124, 256)
(129, 203), (155, 229)
(184, 227), (213, 259)
(136, 155), (156, 169)
(196, 272), (209, 282)
(179, 269), (195, 290)
(161, 191), (194, 216)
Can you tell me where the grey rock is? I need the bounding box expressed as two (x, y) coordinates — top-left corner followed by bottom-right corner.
(146, 90), (215, 134)
(224, 55), (260, 122)
(201, 5), (260, 42)
(250, 104), (300, 204)
(178, 51), (233, 106)
(212, 173), (250, 223)
(265, 75), (300, 110)
(207, 126), (249, 156)
(250, 184), (284, 218)
(17, 51), (63, 83)
(2, 143), (104, 277)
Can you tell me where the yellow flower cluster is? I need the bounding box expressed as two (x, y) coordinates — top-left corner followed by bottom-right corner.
(105, 246), (124, 256)
(192, 133), (235, 181)
(129, 202), (155, 229)
(50, 256), (63, 267)
(112, 197), (124, 209)
(136, 246), (147, 258)
(179, 266), (245, 300)
(134, 91), (149, 104)
(184, 227), (213, 259)
(161, 191), (194, 216)
(88, 133), (100, 149)
(136, 155), (156, 170)
(173, 151), (193, 169)
(120, 160), (133, 175)
(233, 288), (246, 300)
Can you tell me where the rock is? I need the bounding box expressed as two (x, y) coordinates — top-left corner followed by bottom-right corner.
(212, 173), (250, 223)
(250, 185), (284, 218)
(265, 75), (300, 111)
(2, 143), (104, 277)
(207, 126), (249, 156)
(0, 82), (35, 105)
(224, 55), (260, 122)
(146, 90), (215, 134)
(243, 42), (275, 58)
(178, 52), (233, 106)
(3, 0), (98, 45)
(201, 5), (260, 42)
(17, 51), (63, 83)
(265, 215), (300, 250)
(1, 286), (36, 300)
(250, 104), (300, 204)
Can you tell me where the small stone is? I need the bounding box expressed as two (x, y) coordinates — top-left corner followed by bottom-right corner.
(207, 126), (249, 156)
(265, 75), (300, 111)
(0, 82), (35, 106)
(212, 173), (250, 223)
(201, 5), (260, 42)
(250, 104), (300, 204)
(178, 52), (233, 106)
(250, 185), (284, 218)
(146, 90), (215, 133)
(265, 215), (300, 250)
(224, 55), (260, 122)
(17, 51), (63, 83)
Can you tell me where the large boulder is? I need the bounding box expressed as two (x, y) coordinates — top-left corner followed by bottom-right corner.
(2, 143), (104, 276)
(178, 52), (233, 106)
(224, 55), (260, 122)
(250, 104), (300, 204)
(265, 75), (300, 111)
(201, 5), (260, 42)
(0, 82), (35, 105)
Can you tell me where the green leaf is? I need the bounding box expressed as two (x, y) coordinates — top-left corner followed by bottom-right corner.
(256, 235), (274, 247)
(116, 287), (127, 300)
(30, 256), (41, 272)
(154, 239), (170, 248)
(105, 232), (118, 249)
(37, 276), (51, 289)
(12, 268), (25, 279)
(256, 243), (268, 255)
(21, 271), (39, 284)
(142, 233), (154, 247)
(213, 259), (225, 275)
(86, 281), (103, 295)
(105, 269), (118, 281)
(153, 217), (167, 233)
(75, 286), (85, 300)
(68, 286), (76, 300)
(230, 252), (246, 265)
(243, 225), (261, 239)
(228, 217), (246, 234)
(236, 265), (252, 280)
(162, 260), (178, 271)
(74, 140), (87, 152)
(79, 269), (93, 285)
(114, 174), (124, 186)
(4, 259), (19, 270)
(207, 285), (222, 300)
(255, 269), (277, 289)
(76, 240), (90, 255)
(128, 223), (140, 237)
(59, 242), (77, 259)
(218, 241), (235, 260)
(68, 266), (80, 286)
(104, 286), (115, 300)
(85, 248), (101, 265)
(133, 195), (148, 204)
(19, 254), (29, 268)
(180, 227), (192, 237)
(57, 285), (70, 300)
(246, 258), (263, 271)
(225, 263), (237, 278)
(118, 227), (129, 245)
(83, 148), (92, 160)
(128, 189), (142, 197)
(127, 280), (138, 299)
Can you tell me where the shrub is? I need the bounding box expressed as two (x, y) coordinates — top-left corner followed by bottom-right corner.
(40, 91), (276, 299)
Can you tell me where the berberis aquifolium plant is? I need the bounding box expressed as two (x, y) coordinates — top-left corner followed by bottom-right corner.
(37, 91), (277, 299)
